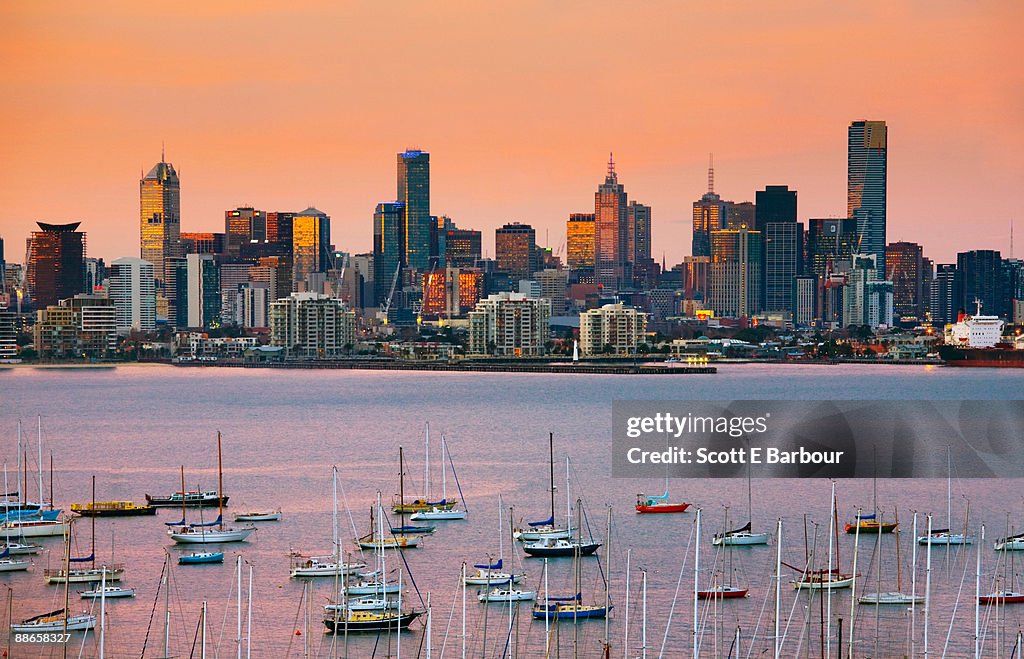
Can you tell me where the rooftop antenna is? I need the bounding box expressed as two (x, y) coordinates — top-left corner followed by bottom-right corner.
(707, 152), (715, 194)
(1011, 219), (1014, 259)
(607, 152), (616, 181)
(161, 141), (165, 163)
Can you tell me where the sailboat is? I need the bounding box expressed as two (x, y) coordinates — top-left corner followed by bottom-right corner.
(291, 467), (367, 578)
(917, 446), (974, 545)
(713, 462), (768, 546)
(858, 509), (923, 604)
(13, 516), (96, 633)
(44, 476), (125, 584)
(794, 484), (853, 590)
(410, 433), (468, 521)
(390, 446), (435, 535)
(845, 453), (897, 534)
(981, 520), (1024, 604)
(168, 432), (255, 544)
(523, 496), (601, 557)
(532, 506), (612, 619)
(698, 507), (749, 599)
(0, 545), (30, 572)
(475, 496), (532, 601)
(514, 433), (574, 541)
(635, 471), (689, 514)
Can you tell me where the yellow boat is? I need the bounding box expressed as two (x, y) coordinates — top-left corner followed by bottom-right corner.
(70, 501), (156, 517)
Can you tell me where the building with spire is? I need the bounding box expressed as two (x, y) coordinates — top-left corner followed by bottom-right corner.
(594, 154), (629, 290)
(692, 154), (727, 258)
(140, 151), (181, 289)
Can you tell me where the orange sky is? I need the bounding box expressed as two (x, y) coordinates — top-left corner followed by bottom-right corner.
(1, 1), (1022, 267)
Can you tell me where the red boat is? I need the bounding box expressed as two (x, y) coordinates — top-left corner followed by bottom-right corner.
(635, 492), (689, 514)
(979, 590), (1024, 605)
(696, 585), (749, 600)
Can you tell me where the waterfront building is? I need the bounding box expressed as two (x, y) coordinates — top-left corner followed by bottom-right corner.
(886, 241), (925, 323)
(578, 303), (648, 356)
(108, 257), (156, 333)
(140, 155), (182, 289)
(708, 226), (762, 318)
(467, 292), (550, 357)
(0, 305), (16, 360)
(292, 208), (331, 289)
(27, 222), (86, 309)
(956, 250), (1006, 318)
(848, 120), (888, 278)
(269, 292), (356, 358)
(33, 295), (117, 357)
(398, 150), (432, 270)
(495, 222), (539, 281)
(594, 155), (629, 289)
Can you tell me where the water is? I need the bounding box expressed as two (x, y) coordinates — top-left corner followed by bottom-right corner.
(0, 363), (1021, 658)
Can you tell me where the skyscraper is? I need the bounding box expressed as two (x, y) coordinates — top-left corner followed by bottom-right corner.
(27, 222), (86, 309)
(495, 222), (539, 281)
(628, 201), (652, 263)
(756, 185), (799, 314)
(807, 219), (858, 279)
(177, 253), (221, 329)
(594, 154), (629, 289)
(708, 226), (762, 318)
(567, 213), (596, 272)
(0, 236), (7, 295)
(108, 257), (156, 333)
(373, 202), (405, 306)
(397, 150), (431, 270)
(956, 250), (1005, 318)
(225, 207), (266, 261)
(444, 228), (482, 268)
(692, 158), (727, 258)
(292, 208), (331, 289)
(930, 264), (957, 325)
(848, 120), (887, 278)
(886, 241), (924, 323)
(140, 154), (181, 288)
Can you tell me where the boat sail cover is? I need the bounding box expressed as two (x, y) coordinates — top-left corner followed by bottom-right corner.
(0, 546), (8, 558)
(164, 517), (186, 526)
(69, 553), (95, 563)
(999, 531), (1024, 543)
(928, 529), (951, 535)
(426, 499), (448, 506)
(189, 515), (223, 528)
(528, 515), (555, 527)
(718, 521), (752, 537)
(853, 513), (876, 520)
(473, 559), (502, 570)
(540, 593), (582, 602)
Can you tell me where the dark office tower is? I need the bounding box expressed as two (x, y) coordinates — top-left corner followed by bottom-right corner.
(920, 257), (934, 322)
(807, 218), (858, 278)
(26, 222), (86, 309)
(0, 236), (5, 294)
(594, 154), (629, 289)
(754, 186), (797, 231)
(708, 227), (762, 318)
(374, 202), (405, 306)
(567, 213), (596, 271)
(225, 207), (266, 261)
(1005, 258), (1024, 308)
(140, 154), (181, 289)
(725, 201), (756, 230)
(397, 150), (431, 270)
(445, 229), (482, 268)
(495, 222), (539, 281)
(931, 264), (957, 325)
(956, 250), (1006, 318)
(628, 202), (652, 263)
(848, 120), (887, 278)
(180, 232), (226, 255)
(692, 157), (727, 257)
(885, 241), (924, 323)
(267, 212), (294, 246)
(764, 223), (803, 315)
(84, 258), (105, 293)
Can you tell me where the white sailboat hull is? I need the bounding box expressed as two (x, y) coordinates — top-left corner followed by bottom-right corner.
(45, 565), (124, 584)
(464, 570), (522, 586)
(995, 538), (1024, 551)
(0, 521), (70, 538)
(168, 526), (254, 543)
(795, 576), (854, 590)
(479, 588), (536, 602)
(713, 531), (770, 546)
(290, 559), (367, 578)
(513, 526), (574, 541)
(344, 581), (402, 596)
(12, 614), (96, 633)
(0, 558), (31, 572)
(410, 508), (467, 520)
(858, 591), (924, 605)
(917, 533), (973, 545)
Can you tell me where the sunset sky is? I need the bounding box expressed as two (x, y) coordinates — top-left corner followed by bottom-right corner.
(1, 1), (1021, 267)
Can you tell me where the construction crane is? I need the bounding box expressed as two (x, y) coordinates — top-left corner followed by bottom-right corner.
(378, 263), (401, 324)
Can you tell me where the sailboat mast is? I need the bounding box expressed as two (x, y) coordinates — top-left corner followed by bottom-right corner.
(424, 423), (430, 503)
(180, 466), (187, 524)
(217, 432), (225, 531)
(399, 446), (405, 527)
(91, 475), (96, 569)
(895, 508), (903, 592)
(16, 420), (21, 507)
(693, 507), (700, 658)
(947, 446), (952, 531)
(36, 416), (43, 508)
(826, 481), (836, 659)
(548, 433), (555, 527)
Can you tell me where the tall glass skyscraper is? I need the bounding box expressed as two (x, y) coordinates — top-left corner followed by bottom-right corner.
(373, 202), (405, 306)
(848, 120), (887, 278)
(292, 208), (331, 289)
(140, 156), (181, 289)
(594, 154), (628, 289)
(27, 222), (86, 309)
(397, 150), (431, 270)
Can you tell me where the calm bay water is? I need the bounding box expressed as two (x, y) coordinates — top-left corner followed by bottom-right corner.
(0, 362), (1022, 658)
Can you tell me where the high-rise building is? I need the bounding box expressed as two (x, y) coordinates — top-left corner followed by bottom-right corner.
(756, 185), (800, 314)
(421, 267), (483, 319)
(885, 241), (924, 323)
(682, 256), (710, 302)
(180, 232), (226, 255)
(793, 276), (817, 327)
(567, 213), (596, 272)
(445, 228), (482, 268)
(0, 236), (6, 295)
(27, 222), (86, 309)
(708, 227), (762, 318)
(292, 208), (331, 288)
(0, 304), (15, 360)
(373, 202), (405, 306)
(176, 254), (220, 329)
(628, 202), (652, 264)
(225, 207), (266, 261)
(495, 222), (538, 281)
(843, 254), (893, 329)
(807, 219), (858, 278)
(594, 155), (629, 289)
(269, 292), (356, 358)
(236, 283), (271, 329)
(725, 201), (756, 231)
(848, 120), (887, 278)
(755, 186), (797, 231)
(930, 264), (957, 325)
(956, 249), (1006, 318)
(84, 258), (106, 294)
(534, 268), (569, 316)
(467, 292), (551, 356)
(578, 303), (648, 356)
(692, 157), (727, 257)
(108, 257), (156, 333)
(140, 155), (181, 289)
(397, 150), (431, 270)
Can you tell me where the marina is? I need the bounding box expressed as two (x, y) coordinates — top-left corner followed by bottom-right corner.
(0, 363), (1021, 656)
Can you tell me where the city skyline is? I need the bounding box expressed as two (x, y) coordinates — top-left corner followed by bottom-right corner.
(1, 2), (1021, 266)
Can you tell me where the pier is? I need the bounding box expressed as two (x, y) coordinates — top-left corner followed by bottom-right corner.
(177, 359), (717, 375)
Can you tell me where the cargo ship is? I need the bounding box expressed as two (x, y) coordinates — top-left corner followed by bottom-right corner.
(939, 301), (1023, 367)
